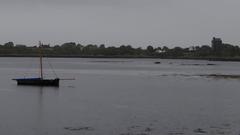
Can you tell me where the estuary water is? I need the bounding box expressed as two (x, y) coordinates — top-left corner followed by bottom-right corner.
(0, 58), (240, 135)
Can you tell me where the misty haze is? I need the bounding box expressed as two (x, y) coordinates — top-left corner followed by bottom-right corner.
(1, 0), (240, 135)
(1, 0), (240, 47)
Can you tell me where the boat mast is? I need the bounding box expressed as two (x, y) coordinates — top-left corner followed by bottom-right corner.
(39, 41), (43, 79)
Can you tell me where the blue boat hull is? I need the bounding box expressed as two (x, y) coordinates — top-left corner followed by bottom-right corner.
(13, 78), (60, 87)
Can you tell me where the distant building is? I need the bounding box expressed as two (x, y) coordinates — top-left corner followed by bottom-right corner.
(189, 46), (195, 51)
(211, 37), (223, 51)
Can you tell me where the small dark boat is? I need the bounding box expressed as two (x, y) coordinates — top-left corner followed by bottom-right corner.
(13, 42), (60, 87)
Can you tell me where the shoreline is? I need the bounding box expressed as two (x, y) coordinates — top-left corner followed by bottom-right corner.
(0, 54), (240, 62)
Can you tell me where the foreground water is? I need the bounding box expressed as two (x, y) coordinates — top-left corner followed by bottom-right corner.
(0, 58), (240, 135)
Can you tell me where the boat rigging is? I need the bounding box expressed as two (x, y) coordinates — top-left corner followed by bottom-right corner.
(12, 41), (60, 86)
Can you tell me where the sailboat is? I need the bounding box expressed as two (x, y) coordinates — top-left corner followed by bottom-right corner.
(13, 42), (60, 87)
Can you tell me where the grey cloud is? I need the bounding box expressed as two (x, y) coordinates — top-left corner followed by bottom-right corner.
(0, 0), (168, 6)
(0, 0), (240, 47)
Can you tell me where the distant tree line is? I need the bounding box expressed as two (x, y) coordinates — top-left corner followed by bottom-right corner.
(0, 37), (240, 58)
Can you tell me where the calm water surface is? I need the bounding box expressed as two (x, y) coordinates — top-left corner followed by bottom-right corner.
(0, 58), (240, 135)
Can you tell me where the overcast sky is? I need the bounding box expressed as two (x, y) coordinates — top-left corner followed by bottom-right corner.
(0, 0), (240, 47)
